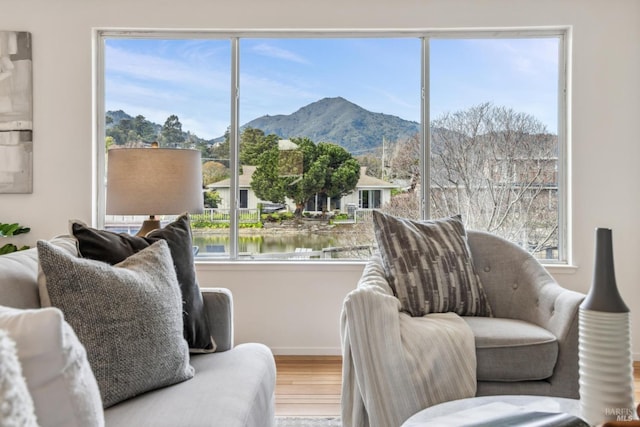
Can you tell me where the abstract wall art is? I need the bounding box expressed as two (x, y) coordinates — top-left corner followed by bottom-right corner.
(0, 31), (32, 194)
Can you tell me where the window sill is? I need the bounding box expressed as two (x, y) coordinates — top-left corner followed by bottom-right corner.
(542, 263), (578, 275)
(195, 258), (577, 275)
(195, 259), (366, 273)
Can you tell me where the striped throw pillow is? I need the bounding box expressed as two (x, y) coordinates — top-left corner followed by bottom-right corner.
(373, 211), (492, 317)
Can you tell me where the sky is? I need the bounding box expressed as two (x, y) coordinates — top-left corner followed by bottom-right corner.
(105, 36), (560, 140)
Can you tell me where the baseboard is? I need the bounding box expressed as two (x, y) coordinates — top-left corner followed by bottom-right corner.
(270, 347), (342, 356)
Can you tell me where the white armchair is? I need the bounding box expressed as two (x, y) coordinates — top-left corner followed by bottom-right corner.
(341, 230), (585, 427)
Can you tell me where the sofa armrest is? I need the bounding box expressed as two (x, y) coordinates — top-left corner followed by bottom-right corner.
(201, 288), (234, 352)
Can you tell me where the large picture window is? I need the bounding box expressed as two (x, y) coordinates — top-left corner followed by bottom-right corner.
(96, 29), (567, 262)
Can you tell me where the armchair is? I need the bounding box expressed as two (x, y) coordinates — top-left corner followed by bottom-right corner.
(341, 230), (585, 427)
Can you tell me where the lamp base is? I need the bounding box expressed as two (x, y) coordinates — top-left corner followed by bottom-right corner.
(135, 217), (161, 237)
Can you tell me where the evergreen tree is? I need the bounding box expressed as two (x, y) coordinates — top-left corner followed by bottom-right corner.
(161, 115), (185, 147)
(251, 136), (360, 216)
(239, 127), (279, 165)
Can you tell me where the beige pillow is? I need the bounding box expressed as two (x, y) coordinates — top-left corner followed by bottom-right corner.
(0, 305), (104, 427)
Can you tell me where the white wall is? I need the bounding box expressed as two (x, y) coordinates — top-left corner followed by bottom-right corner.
(1, 0), (639, 356)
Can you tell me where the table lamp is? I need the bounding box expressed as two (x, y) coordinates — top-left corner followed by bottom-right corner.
(106, 147), (204, 236)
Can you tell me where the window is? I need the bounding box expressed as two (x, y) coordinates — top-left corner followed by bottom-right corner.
(359, 190), (381, 209)
(239, 190), (248, 209)
(97, 29), (567, 262)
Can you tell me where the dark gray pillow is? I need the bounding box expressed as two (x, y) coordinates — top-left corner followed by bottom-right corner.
(71, 213), (215, 353)
(37, 239), (195, 408)
(373, 210), (492, 317)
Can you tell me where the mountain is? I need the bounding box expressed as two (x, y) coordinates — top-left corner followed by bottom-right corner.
(106, 110), (133, 127)
(241, 97), (420, 154)
(106, 98), (420, 153)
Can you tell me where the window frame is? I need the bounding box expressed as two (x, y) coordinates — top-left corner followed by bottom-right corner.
(93, 27), (570, 264)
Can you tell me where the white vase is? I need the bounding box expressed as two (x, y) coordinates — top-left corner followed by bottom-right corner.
(578, 228), (635, 425)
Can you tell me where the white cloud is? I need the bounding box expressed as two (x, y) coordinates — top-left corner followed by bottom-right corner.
(469, 38), (558, 76)
(105, 45), (228, 91)
(250, 43), (310, 65)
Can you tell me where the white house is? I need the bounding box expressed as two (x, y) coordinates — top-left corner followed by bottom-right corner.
(207, 165), (396, 214)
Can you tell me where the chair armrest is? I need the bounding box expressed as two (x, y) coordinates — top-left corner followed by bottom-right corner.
(201, 287), (234, 352)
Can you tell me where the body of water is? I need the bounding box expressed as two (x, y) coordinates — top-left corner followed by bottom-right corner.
(193, 232), (372, 260)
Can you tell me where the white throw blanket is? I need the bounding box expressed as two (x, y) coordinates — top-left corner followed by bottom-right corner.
(341, 255), (477, 427)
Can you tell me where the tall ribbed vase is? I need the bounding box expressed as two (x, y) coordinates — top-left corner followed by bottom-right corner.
(579, 228), (635, 425)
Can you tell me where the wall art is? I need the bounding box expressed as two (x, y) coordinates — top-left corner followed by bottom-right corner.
(0, 31), (32, 193)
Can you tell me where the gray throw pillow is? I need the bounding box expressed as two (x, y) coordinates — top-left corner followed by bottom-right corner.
(37, 239), (194, 408)
(373, 210), (492, 317)
(70, 214), (215, 353)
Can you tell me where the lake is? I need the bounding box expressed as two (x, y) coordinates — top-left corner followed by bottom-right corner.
(193, 231), (373, 260)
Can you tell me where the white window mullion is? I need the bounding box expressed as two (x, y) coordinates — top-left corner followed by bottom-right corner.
(94, 31), (107, 229)
(557, 30), (570, 265)
(421, 37), (430, 221)
(229, 38), (240, 259)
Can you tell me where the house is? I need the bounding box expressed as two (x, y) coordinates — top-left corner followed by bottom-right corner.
(206, 165), (260, 210)
(207, 165), (396, 214)
(1, 0), (639, 365)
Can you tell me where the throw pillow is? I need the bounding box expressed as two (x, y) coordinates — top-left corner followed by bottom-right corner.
(372, 210), (492, 317)
(0, 329), (39, 427)
(36, 235), (79, 307)
(0, 305), (104, 427)
(37, 239), (195, 408)
(70, 213), (215, 353)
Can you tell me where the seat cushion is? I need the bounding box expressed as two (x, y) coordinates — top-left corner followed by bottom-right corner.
(463, 317), (558, 381)
(104, 343), (276, 427)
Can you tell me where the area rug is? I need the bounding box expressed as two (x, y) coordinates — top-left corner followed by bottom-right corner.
(275, 416), (341, 427)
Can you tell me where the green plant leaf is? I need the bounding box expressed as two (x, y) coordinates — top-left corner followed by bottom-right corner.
(0, 222), (30, 237)
(0, 243), (18, 255)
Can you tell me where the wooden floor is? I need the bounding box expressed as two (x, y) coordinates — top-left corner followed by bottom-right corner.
(275, 356), (342, 416)
(275, 357), (640, 417)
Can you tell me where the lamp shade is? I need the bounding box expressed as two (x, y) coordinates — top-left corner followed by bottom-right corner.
(106, 148), (204, 216)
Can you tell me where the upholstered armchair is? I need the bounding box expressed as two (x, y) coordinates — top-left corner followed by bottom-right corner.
(341, 229), (585, 427)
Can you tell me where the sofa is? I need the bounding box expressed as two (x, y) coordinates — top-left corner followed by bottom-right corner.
(341, 225), (586, 427)
(0, 236), (276, 427)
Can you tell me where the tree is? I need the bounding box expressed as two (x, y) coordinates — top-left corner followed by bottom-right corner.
(428, 103), (558, 255)
(202, 161), (229, 186)
(251, 137), (361, 216)
(389, 132), (421, 192)
(355, 151), (382, 180)
(105, 136), (115, 151)
(132, 115), (157, 142)
(207, 127), (231, 167)
(203, 190), (221, 208)
(160, 115), (185, 147)
(239, 127), (279, 165)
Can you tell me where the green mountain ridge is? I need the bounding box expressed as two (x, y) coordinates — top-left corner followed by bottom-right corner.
(107, 97), (419, 153)
(242, 97), (420, 153)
